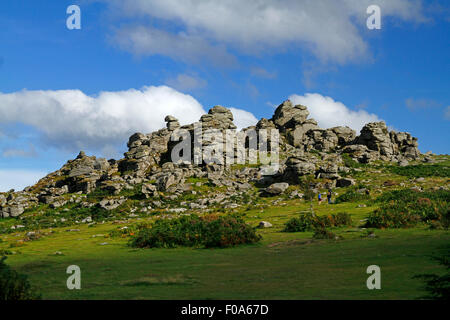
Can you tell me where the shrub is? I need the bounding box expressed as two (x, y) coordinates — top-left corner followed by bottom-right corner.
(283, 212), (352, 232)
(365, 189), (450, 229)
(0, 256), (41, 300)
(365, 209), (422, 229)
(335, 189), (370, 203)
(313, 227), (337, 240)
(129, 214), (261, 249)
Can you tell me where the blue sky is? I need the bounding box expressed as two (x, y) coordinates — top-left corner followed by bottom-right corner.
(0, 0), (449, 191)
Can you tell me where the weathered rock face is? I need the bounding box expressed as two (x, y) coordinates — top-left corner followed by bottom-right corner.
(390, 131), (420, 159)
(273, 100), (309, 128)
(331, 127), (357, 146)
(282, 156), (317, 183)
(342, 144), (380, 164)
(271, 100), (320, 148)
(119, 128), (171, 175)
(357, 122), (394, 157)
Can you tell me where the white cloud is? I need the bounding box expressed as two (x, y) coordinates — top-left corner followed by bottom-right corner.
(0, 86), (257, 157)
(289, 93), (382, 133)
(229, 108), (259, 130)
(0, 170), (47, 192)
(165, 74), (207, 91)
(0, 86), (205, 154)
(107, 0), (425, 64)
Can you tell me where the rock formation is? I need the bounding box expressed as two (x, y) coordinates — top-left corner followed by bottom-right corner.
(0, 99), (422, 218)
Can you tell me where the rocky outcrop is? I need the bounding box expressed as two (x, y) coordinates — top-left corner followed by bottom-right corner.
(356, 122), (420, 161)
(0, 100), (424, 219)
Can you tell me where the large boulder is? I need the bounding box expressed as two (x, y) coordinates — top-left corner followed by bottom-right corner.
(357, 122), (394, 157)
(266, 183), (289, 195)
(200, 106), (237, 130)
(165, 115), (180, 131)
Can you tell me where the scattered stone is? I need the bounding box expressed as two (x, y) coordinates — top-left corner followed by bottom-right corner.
(258, 221), (273, 228)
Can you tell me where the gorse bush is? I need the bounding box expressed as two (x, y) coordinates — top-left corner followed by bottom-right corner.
(0, 256), (41, 300)
(365, 189), (450, 229)
(129, 214), (261, 249)
(283, 212), (352, 233)
(313, 227), (337, 240)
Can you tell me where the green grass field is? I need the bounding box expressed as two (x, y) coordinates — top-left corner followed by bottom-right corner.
(1, 197), (448, 300)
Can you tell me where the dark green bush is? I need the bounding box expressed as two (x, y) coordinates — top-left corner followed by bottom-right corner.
(283, 212), (352, 232)
(335, 189), (370, 203)
(130, 214), (261, 249)
(313, 227), (337, 240)
(0, 256), (41, 300)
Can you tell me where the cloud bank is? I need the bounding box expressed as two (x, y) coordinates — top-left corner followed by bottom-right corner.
(0, 86), (256, 157)
(108, 0), (425, 65)
(289, 93), (382, 133)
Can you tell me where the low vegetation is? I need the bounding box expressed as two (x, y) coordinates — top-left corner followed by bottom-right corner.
(365, 189), (450, 229)
(283, 212), (352, 233)
(130, 214), (261, 249)
(388, 164), (450, 178)
(335, 189), (371, 203)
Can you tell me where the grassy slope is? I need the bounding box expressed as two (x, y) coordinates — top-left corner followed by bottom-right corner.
(1, 157), (449, 300)
(1, 199), (448, 300)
